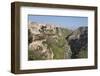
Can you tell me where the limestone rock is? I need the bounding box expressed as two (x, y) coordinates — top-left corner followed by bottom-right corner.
(28, 22), (57, 60)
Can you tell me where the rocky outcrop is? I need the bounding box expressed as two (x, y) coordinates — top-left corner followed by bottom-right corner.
(66, 27), (88, 58)
(28, 22), (57, 60)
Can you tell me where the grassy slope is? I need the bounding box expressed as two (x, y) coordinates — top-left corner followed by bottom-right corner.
(47, 28), (72, 59)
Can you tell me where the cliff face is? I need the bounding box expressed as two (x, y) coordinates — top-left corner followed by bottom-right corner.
(66, 27), (88, 58)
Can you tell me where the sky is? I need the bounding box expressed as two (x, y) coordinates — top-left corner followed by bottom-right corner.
(28, 15), (88, 29)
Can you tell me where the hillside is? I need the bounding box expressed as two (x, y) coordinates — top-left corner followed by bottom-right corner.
(66, 27), (88, 58)
(28, 22), (88, 60)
